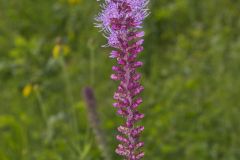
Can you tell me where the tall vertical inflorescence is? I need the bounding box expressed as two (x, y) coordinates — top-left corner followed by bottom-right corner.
(96, 0), (149, 159)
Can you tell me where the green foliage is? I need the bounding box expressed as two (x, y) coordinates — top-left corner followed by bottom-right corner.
(0, 0), (240, 159)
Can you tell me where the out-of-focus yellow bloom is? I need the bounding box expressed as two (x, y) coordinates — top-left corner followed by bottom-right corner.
(52, 44), (71, 59)
(63, 45), (71, 56)
(33, 84), (39, 91)
(68, 0), (81, 5)
(52, 44), (62, 59)
(22, 84), (33, 97)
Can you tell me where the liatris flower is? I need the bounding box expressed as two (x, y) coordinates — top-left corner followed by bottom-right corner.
(96, 0), (149, 159)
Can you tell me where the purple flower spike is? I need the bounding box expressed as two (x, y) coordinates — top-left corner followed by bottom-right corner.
(96, 0), (149, 159)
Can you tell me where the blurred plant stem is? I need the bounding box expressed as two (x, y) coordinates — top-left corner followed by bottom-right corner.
(34, 86), (47, 125)
(53, 37), (84, 158)
(83, 87), (112, 160)
(58, 55), (79, 133)
(87, 39), (95, 86)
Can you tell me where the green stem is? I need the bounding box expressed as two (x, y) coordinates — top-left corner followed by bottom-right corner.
(58, 56), (79, 134)
(35, 88), (47, 125)
(87, 39), (95, 86)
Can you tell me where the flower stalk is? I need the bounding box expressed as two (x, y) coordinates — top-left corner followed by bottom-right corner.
(96, 0), (149, 159)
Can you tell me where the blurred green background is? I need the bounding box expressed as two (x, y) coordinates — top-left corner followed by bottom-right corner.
(0, 0), (240, 159)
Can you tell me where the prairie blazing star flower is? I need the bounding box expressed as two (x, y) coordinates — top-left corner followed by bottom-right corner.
(96, 0), (149, 159)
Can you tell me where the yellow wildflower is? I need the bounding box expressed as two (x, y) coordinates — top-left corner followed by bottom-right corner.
(63, 45), (71, 56)
(22, 84), (33, 97)
(52, 44), (62, 59)
(33, 84), (39, 91)
(68, 0), (81, 5)
(52, 44), (71, 59)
